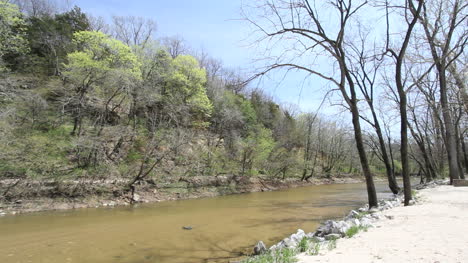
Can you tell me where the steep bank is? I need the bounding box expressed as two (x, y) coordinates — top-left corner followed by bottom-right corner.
(295, 183), (468, 263)
(0, 174), (368, 215)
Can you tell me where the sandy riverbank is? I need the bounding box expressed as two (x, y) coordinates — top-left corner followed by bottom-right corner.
(296, 184), (468, 263)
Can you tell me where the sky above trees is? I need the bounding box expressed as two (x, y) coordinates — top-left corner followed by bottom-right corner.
(73, 0), (328, 114)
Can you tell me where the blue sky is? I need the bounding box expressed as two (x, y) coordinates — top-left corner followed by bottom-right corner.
(73, 0), (334, 115)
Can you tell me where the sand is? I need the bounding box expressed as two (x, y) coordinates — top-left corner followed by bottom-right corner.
(297, 185), (468, 263)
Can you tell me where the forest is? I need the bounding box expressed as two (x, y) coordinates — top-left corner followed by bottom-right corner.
(0, 0), (466, 206)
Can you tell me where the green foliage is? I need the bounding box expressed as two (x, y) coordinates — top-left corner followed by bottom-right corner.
(243, 248), (297, 263)
(167, 55), (213, 125)
(355, 211), (370, 219)
(65, 30), (141, 82)
(345, 225), (369, 238)
(240, 125), (275, 175)
(0, 1), (29, 71)
(327, 238), (337, 250)
(24, 6), (90, 74)
(308, 241), (321, 255)
(0, 126), (73, 178)
(297, 237), (308, 253)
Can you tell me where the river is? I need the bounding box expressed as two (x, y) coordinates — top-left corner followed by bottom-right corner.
(0, 181), (395, 263)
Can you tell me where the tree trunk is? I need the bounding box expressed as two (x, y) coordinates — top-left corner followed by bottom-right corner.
(439, 65), (461, 183)
(370, 110), (400, 194)
(350, 101), (378, 208)
(397, 85), (412, 206)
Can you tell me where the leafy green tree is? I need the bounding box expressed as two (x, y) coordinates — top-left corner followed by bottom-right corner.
(25, 6), (90, 74)
(164, 55), (213, 127)
(0, 1), (29, 71)
(63, 30), (141, 136)
(240, 125), (275, 175)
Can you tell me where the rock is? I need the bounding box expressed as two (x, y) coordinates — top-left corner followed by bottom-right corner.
(290, 229), (305, 243)
(306, 232), (316, 239)
(15, 200), (22, 204)
(349, 210), (360, 218)
(371, 213), (382, 220)
(0, 212), (5, 216)
(253, 241), (267, 255)
(369, 207), (379, 213)
(280, 237), (297, 248)
(385, 215), (395, 220)
(316, 220), (351, 237)
(132, 194), (141, 202)
(182, 226), (193, 230)
(358, 207), (367, 212)
(352, 218), (361, 226)
(324, 233), (341, 240)
(385, 201), (394, 208)
(409, 200), (416, 206)
(360, 217), (373, 227)
(313, 236), (325, 242)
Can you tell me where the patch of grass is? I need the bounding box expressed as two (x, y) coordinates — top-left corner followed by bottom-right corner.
(355, 211), (370, 219)
(345, 226), (360, 238)
(345, 225), (369, 238)
(307, 240), (321, 256)
(243, 248), (298, 263)
(327, 238), (337, 250)
(297, 237), (308, 253)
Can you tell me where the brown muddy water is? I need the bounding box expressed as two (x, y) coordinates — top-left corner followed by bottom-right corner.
(0, 181), (396, 263)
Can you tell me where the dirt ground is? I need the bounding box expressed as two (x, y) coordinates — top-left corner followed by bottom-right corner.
(297, 185), (468, 263)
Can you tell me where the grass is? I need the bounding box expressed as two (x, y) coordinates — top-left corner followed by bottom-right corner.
(326, 237), (338, 250)
(308, 241), (321, 255)
(345, 225), (369, 238)
(244, 237), (325, 263)
(243, 248), (297, 263)
(297, 237), (308, 253)
(355, 211), (370, 219)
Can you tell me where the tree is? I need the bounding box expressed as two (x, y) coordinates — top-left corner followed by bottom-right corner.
(161, 35), (188, 59)
(26, 6), (90, 75)
(348, 31), (401, 194)
(0, 1), (29, 71)
(164, 55), (213, 127)
(384, 0), (424, 205)
(418, 0), (467, 182)
(10, 0), (63, 17)
(63, 30), (141, 136)
(244, 0), (378, 207)
(111, 15), (157, 49)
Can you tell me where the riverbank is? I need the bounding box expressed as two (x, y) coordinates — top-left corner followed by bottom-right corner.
(296, 183), (468, 263)
(0, 174), (368, 216)
(292, 185), (468, 263)
(243, 180), (467, 263)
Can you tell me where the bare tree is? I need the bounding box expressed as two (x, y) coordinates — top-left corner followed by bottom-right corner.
(161, 35), (188, 58)
(348, 30), (401, 194)
(112, 15), (157, 49)
(384, 0), (424, 205)
(418, 0), (467, 182)
(244, 0), (378, 207)
(11, 0), (70, 16)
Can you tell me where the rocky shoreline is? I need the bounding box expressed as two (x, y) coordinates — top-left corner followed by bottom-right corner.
(0, 174), (367, 216)
(244, 180), (447, 262)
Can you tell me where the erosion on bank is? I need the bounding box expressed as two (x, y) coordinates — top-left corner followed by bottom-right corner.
(0, 174), (366, 215)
